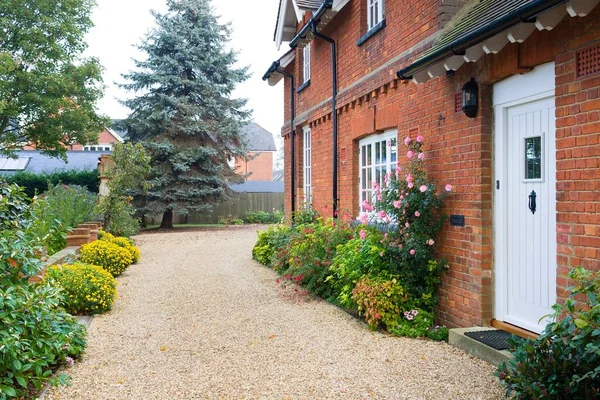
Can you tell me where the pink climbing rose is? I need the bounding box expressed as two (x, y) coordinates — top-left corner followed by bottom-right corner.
(408, 182), (414, 189)
(445, 184), (453, 192)
(404, 136), (411, 146)
(414, 211), (421, 217)
(379, 210), (387, 219)
(393, 200), (401, 208)
(416, 135), (424, 143)
(359, 229), (367, 240)
(427, 239), (435, 246)
(419, 185), (427, 192)
(360, 213), (369, 225)
(418, 152), (425, 160)
(407, 150), (414, 159)
(409, 249), (416, 255)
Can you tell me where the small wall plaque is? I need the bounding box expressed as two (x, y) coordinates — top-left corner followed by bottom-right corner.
(450, 214), (465, 227)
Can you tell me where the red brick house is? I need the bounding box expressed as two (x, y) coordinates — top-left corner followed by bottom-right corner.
(263, 0), (600, 334)
(234, 123), (278, 181)
(22, 127), (124, 152)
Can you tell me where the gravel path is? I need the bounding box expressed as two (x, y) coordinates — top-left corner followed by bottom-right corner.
(46, 226), (504, 400)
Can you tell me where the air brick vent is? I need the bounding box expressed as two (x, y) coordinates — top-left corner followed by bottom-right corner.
(576, 44), (600, 78)
(455, 92), (463, 113)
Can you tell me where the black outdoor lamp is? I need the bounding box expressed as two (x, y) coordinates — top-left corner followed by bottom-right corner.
(462, 78), (478, 118)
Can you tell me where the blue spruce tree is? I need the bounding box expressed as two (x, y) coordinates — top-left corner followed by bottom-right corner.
(121, 0), (250, 228)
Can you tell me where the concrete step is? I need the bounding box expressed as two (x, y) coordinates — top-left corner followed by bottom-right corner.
(448, 327), (513, 366)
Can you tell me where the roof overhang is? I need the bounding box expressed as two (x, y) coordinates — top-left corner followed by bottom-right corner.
(274, 0), (303, 51)
(397, 0), (599, 84)
(262, 49), (296, 86)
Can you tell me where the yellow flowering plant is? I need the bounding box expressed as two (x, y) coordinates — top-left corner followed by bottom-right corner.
(79, 240), (133, 276)
(45, 262), (117, 315)
(100, 234), (141, 264)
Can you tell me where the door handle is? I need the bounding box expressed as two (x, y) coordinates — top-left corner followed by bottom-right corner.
(528, 190), (537, 215)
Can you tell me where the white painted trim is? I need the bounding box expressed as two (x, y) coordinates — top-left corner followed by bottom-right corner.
(367, 0), (385, 31)
(106, 127), (125, 143)
(303, 44), (311, 83)
(333, 0), (351, 11)
(303, 125), (312, 206)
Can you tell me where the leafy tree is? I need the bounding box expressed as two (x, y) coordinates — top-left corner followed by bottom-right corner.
(120, 0), (250, 229)
(0, 0), (107, 157)
(97, 143), (151, 236)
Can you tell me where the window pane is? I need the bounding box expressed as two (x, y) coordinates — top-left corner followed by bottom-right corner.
(525, 136), (541, 179)
(375, 142), (381, 164)
(381, 140), (387, 164)
(366, 144), (372, 166)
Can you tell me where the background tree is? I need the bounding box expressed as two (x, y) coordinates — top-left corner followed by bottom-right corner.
(97, 143), (151, 237)
(120, 0), (250, 229)
(0, 0), (108, 157)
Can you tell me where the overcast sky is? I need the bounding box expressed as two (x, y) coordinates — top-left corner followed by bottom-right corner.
(84, 0), (284, 143)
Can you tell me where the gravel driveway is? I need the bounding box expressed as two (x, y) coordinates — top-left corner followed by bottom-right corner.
(46, 226), (504, 399)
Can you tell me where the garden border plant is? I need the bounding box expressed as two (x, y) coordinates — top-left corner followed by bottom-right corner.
(252, 135), (453, 341)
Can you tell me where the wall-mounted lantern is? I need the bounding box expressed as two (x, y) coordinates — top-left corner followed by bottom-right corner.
(462, 78), (478, 118)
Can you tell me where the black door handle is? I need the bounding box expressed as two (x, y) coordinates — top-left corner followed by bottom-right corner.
(529, 190), (537, 215)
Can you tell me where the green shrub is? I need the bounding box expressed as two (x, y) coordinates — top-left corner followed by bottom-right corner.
(79, 240), (133, 276)
(284, 219), (352, 299)
(244, 210), (283, 224)
(218, 215), (244, 225)
(292, 207), (319, 225)
(252, 224), (294, 268)
(328, 228), (388, 308)
(6, 170), (99, 197)
(352, 274), (406, 330)
(0, 284), (87, 398)
(45, 263), (118, 315)
(389, 308), (436, 338)
(98, 198), (140, 237)
(496, 268), (600, 399)
(0, 182), (87, 398)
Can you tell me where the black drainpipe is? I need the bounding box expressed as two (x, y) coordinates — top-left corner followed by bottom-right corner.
(310, 23), (338, 218)
(274, 67), (296, 221)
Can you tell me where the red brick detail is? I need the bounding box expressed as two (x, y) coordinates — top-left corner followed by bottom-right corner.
(576, 43), (600, 78)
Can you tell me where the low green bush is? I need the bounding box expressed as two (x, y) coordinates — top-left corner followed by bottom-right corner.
(389, 308), (436, 338)
(0, 284), (87, 398)
(218, 215), (244, 225)
(352, 274), (406, 330)
(284, 219), (352, 299)
(244, 210), (283, 224)
(497, 267), (600, 399)
(45, 263), (118, 315)
(252, 224), (295, 268)
(5, 170), (99, 197)
(79, 240), (133, 277)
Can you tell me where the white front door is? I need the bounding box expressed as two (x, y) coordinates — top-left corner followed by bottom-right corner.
(493, 62), (557, 333)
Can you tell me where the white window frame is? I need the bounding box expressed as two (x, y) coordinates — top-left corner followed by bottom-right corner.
(358, 129), (397, 214)
(303, 44), (311, 84)
(367, 0), (384, 31)
(303, 125), (312, 207)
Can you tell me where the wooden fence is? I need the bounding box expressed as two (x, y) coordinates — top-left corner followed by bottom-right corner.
(144, 192), (284, 224)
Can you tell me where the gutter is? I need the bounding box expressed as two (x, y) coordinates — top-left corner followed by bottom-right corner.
(262, 61), (297, 219)
(396, 0), (568, 79)
(289, 0), (333, 49)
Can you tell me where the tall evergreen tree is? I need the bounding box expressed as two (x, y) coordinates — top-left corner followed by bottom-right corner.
(120, 0), (250, 229)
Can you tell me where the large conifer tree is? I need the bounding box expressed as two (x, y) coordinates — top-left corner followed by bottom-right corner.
(121, 0), (250, 228)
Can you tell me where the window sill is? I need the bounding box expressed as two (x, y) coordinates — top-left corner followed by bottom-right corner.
(296, 79), (311, 93)
(356, 19), (386, 47)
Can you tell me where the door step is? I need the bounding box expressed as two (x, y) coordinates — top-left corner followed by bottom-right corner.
(448, 327), (513, 366)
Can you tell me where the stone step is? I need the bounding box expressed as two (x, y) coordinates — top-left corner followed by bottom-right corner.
(448, 327), (513, 366)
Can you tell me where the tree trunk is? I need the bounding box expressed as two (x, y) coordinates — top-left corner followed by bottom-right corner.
(160, 210), (174, 229)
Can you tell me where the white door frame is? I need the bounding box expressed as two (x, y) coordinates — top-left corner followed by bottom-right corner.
(493, 62), (556, 332)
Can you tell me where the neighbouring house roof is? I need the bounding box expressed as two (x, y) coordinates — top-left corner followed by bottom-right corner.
(0, 150), (107, 176)
(296, 0), (322, 9)
(241, 123), (277, 152)
(231, 180), (284, 193)
(397, 0), (599, 83)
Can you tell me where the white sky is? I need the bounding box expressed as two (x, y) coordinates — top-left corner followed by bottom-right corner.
(84, 0), (284, 145)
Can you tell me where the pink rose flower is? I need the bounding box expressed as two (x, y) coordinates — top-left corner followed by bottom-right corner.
(393, 200), (401, 208)
(416, 135), (424, 143)
(405, 222), (410, 228)
(400, 195), (404, 200)
(427, 239), (435, 245)
(406, 173), (413, 183)
(415, 211), (421, 217)
(409, 249), (416, 255)
(408, 182), (414, 189)
(379, 210), (387, 219)
(407, 150), (414, 159)
(359, 229), (367, 240)
(372, 182), (380, 190)
(404, 136), (411, 146)
(362, 200), (374, 211)
(418, 152), (425, 160)
(419, 185), (427, 193)
(360, 214), (369, 225)
(445, 184), (453, 192)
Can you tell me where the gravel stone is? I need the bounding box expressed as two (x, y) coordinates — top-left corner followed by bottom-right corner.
(46, 226), (504, 399)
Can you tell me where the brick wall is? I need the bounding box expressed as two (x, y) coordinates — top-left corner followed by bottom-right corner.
(235, 152), (274, 181)
(277, 0), (600, 329)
